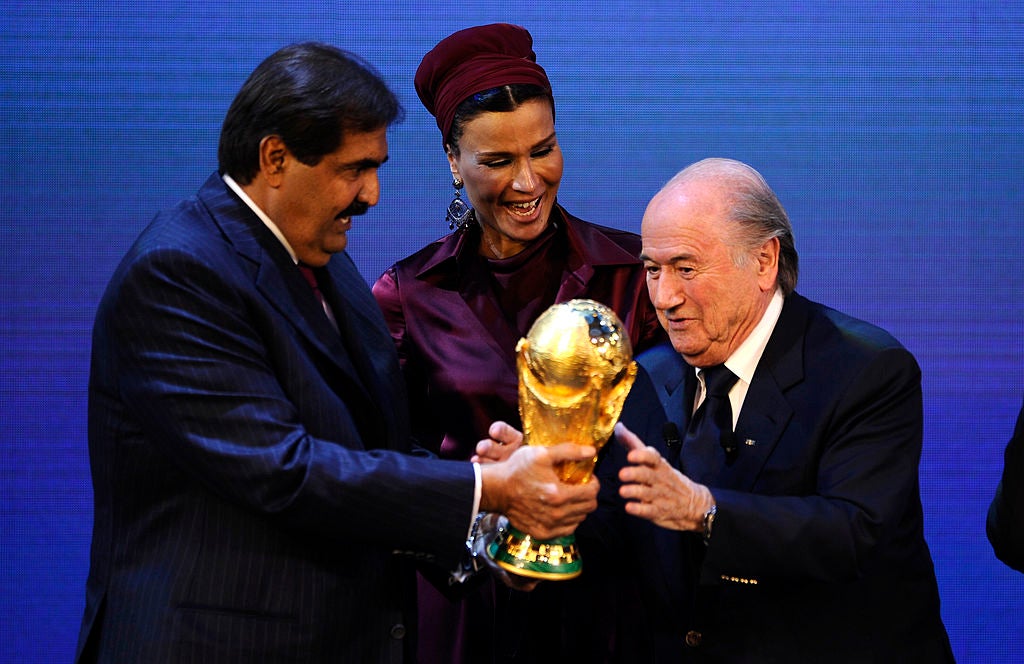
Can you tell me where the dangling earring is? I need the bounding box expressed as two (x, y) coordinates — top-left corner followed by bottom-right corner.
(445, 177), (475, 231)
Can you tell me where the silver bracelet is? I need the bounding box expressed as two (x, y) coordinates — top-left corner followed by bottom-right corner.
(462, 512), (488, 574)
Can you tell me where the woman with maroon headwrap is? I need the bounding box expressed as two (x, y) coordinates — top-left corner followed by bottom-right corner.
(372, 24), (663, 663)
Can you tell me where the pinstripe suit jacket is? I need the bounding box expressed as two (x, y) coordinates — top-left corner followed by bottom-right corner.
(596, 293), (953, 662)
(76, 173), (477, 663)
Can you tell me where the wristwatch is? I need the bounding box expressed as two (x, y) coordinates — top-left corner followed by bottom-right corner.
(702, 504), (718, 545)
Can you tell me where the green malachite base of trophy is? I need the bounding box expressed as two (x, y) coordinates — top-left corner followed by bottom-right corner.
(487, 525), (582, 580)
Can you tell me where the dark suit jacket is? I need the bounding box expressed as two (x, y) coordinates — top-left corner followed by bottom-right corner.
(77, 174), (477, 663)
(599, 293), (954, 662)
(987, 397), (1024, 572)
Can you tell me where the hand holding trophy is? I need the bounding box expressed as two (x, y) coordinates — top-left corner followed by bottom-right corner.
(487, 299), (636, 579)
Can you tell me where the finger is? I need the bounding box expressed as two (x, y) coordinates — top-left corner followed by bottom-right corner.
(618, 469), (650, 492)
(472, 439), (506, 464)
(543, 442), (598, 463)
(618, 484), (642, 502)
(544, 478), (599, 510)
(623, 499), (660, 521)
(624, 445), (664, 469)
(614, 422), (645, 452)
(488, 421), (523, 446)
(563, 481), (600, 508)
(524, 485), (598, 524)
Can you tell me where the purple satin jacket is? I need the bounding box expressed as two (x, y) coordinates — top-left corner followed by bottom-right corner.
(372, 206), (664, 461)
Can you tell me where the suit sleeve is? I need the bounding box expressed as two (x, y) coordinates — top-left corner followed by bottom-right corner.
(987, 398), (1024, 572)
(106, 247), (474, 565)
(705, 347), (926, 583)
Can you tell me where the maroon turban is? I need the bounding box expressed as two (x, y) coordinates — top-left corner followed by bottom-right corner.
(415, 23), (552, 143)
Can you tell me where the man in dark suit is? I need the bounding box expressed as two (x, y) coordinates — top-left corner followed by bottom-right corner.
(987, 398), (1024, 572)
(76, 42), (599, 663)
(605, 158), (955, 661)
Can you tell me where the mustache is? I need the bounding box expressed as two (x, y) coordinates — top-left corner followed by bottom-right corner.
(337, 200), (369, 219)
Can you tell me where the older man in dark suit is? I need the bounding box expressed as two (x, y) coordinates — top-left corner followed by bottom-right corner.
(75, 42), (598, 664)
(602, 158), (954, 661)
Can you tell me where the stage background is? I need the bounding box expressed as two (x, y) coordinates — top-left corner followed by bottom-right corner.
(2, 1), (1021, 661)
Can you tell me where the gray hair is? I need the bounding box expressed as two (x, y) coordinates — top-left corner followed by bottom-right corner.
(664, 158), (799, 295)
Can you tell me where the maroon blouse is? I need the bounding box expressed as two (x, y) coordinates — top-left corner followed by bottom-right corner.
(372, 206), (664, 461)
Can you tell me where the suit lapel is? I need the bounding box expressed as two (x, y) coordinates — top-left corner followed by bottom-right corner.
(636, 296), (811, 491)
(634, 296), (813, 618)
(637, 342), (690, 424)
(253, 258), (365, 384)
(322, 254), (410, 451)
(321, 256), (393, 392)
(722, 378), (793, 490)
(626, 365), (701, 612)
(197, 175), (387, 440)
(719, 294), (808, 491)
(637, 342), (695, 470)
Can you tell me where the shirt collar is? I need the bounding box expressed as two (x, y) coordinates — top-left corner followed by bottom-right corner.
(222, 173), (298, 264)
(720, 288), (785, 386)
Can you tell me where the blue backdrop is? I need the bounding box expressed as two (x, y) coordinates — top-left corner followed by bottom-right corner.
(3, 1), (1022, 661)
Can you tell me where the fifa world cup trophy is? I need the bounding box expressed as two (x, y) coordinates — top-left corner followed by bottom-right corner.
(487, 299), (636, 579)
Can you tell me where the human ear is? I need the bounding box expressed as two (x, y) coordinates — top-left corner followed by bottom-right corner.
(757, 237), (780, 290)
(259, 136), (288, 186)
(445, 145), (460, 181)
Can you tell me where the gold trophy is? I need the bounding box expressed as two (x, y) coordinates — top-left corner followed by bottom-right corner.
(487, 299), (636, 579)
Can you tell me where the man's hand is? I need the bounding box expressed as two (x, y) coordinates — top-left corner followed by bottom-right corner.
(614, 422), (714, 532)
(471, 421), (523, 464)
(479, 442), (599, 540)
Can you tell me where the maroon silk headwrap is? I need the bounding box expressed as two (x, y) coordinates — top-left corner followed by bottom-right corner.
(415, 23), (552, 144)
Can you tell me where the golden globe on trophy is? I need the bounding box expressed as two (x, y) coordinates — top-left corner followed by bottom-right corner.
(487, 299), (637, 580)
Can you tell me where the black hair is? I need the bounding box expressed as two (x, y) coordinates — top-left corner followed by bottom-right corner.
(446, 83), (553, 153)
(218, 42), (403, 184)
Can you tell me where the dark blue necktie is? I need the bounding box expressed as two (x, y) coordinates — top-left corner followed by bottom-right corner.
(682, 364), (739, 482)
